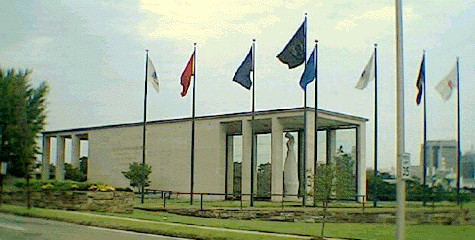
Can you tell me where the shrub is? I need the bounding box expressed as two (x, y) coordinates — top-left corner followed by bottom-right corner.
(13, 179), (112, 192)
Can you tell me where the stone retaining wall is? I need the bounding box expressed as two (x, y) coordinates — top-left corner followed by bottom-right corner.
(2, 191), (134, 213)
(146, 208), (474, 225)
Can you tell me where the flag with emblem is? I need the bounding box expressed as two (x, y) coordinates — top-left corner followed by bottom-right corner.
(435, 64), (457, 101)
(355, 53), (375, 90)
(277, 19), (306, 69)
(147, 57), (159, 92)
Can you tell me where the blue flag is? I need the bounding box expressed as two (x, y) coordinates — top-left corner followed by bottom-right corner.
(416, 55), (425, 105)
(277, 20), (306, 69)
(233, 48), (253, 90)
(299, 50), (315, 90)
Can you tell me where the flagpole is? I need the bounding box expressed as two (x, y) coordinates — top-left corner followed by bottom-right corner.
(302, 13), (307, 206)
(373, 43), (379, 208)
(313, 39), (318, 207)
(141, 50), (149, 204)
(422, 51), (428, 207)
(456, 57), (461, 205)
(250, 39), (256, 207)
(190, 43), (197, 205)
(395, 0), (406, 239)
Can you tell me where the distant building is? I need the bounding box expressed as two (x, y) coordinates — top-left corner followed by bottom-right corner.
(420, 140), (457, 189)
(462, 145), (475, 188)
(409, 165), (422, 181)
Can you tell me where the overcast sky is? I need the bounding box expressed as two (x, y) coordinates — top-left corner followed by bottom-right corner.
(1, 0), (474, 170)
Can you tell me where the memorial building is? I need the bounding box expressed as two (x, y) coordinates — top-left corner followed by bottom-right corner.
(41, 107), (368, 201)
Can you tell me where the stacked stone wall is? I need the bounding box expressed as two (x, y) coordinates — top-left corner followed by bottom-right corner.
(2, 191), (133, 213)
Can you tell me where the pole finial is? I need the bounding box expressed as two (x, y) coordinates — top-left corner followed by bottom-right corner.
(252, 38), (256, 42)
(374, 43), (378, 47)
(146, 49), (149, 53)
(194, 42), (197, 46)
(315, 39), (318, 43)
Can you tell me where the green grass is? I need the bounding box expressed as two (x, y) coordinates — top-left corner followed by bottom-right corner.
(99, 209), (475, 240)
(2, 204), (474, 240)
(0, 205), (297, 240)
(137, 196), (470, 213)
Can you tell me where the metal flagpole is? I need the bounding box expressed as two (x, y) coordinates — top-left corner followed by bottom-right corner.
(422, 51), (428, 206)
(190, 43), (197, 205)
(250, 39), (256, 207)
(141, 50), (149, 204)
(395, 0), (406, 239)
(302, 13), (307, 206)
(373, 43), (379, 208)
(456, 57), (461, 205)
(313, 40), (318, 207)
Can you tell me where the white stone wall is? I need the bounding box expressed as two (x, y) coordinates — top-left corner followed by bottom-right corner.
(88, 119), (225, 194)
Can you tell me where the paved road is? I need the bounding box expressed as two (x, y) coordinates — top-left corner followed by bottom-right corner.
(0, 212), (188, 240)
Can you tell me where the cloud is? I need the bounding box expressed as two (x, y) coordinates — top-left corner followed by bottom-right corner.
(356, 6), (393, 21)
(334, 6), (414, 32)
(139, 0), (282, 43)
(335, 19), (357, 32)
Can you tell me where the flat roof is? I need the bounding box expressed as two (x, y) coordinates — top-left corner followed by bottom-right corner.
(42, 107), (368, 135)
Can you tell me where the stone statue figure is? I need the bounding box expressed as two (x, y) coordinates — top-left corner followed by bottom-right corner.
(284, 132), (299, 197)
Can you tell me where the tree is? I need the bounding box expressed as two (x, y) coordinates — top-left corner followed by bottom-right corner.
(334, 153), (356, 199)
(79, 156), (88, 180)
(310, 163), (335, 237)
(64, 163), (86, 182)
(0, 68), (48, 177)
(122, 162), (151, 193)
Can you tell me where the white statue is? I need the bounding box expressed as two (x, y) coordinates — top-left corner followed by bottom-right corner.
(284, 132), (299, 197)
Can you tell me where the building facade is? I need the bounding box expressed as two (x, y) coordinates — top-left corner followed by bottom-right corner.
(420, 140), (457, 188)
(41, 108), (368, 202)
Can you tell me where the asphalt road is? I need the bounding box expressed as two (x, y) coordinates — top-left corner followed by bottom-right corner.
(0, 212), (189, 240)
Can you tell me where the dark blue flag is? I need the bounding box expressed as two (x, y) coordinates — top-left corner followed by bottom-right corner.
(277, 20), (306, 69)
(299, 49), (316, 90)
(233, 48), (253, 90)
(416, 55), (425, 105)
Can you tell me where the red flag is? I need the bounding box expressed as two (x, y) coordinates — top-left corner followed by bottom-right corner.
(181, 53), (195, 97)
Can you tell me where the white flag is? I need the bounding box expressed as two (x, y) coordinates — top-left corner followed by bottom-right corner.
(147, 57), (159, 92)
(355, 53), (375, 90)
(435, 64), (457, 101)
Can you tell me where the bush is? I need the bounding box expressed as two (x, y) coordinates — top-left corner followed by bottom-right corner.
(12, 179), (115, 192)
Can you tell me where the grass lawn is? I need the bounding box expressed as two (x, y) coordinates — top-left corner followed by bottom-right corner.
(100, 208), (475, 240)
(2, 204), (474, 240)
(137, 196), (472, 213)
(0, 205), (298, 240)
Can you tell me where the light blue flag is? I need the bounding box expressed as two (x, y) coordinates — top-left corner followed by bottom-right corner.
(299, 49), (315, 90)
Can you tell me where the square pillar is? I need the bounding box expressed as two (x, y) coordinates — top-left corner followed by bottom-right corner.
(71, 134), (80, 168)
(225, 135), (234, 197)
(55, 136), (65, 180)
(326, 129), (337, 164)
(241, 119), (252, 200)
(356, 123), (367, 202)
(42, 136), (51, 180)
(271, 117), (283, 201)
(305, 112), (315, 192)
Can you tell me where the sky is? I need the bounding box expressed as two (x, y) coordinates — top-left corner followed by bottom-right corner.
(1, 0), (474, 170)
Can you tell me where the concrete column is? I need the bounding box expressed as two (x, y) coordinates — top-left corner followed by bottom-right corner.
(241, 120), (252, 200)
(326, 129), (337, 164)
(356, 123), (367, 202)
(271, 117), (283, 201)
(55, 136), (65, 180)
(305, 112), (315, 192)
(71, 134), (80, 168)
(226, 135), (234, 196)
(41, 136), (51, 180)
